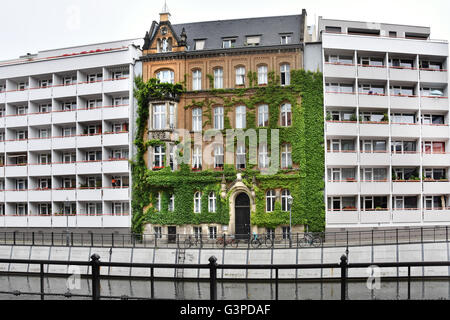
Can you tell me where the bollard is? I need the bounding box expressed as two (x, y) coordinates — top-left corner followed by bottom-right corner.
(91, 254), (101, 300)
(340, 254), (348, 301)
(209, 256), (218, 300)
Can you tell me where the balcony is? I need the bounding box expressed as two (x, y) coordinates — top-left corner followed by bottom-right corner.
(28, 164), (51, 176)
(103, 105), (129, 120)
(357, 65), (387, 80)
(391, 123), (420, 138)
(0, 91), (5, 104)
(390, 95), (420, 109)
(360, 210), (391, 224)
(326, 181), (358, 195)
(103, 159), (129, 174)
(360, 182), (390, 195)
(28, 216), (53, 228)
(103, 78), (129, 93)
(422, 153), (450, 166)
(29, 87), (52, 101)
(421, 96), (449, 111)
(52, 136), (76, 150)
(324, 63), (356, 78)
(324, 92), (357, 107)
(77, 134), (102, 148)
(28, 189), (51, 202)
(326, 210), (359, 225)
(28, 112), (51, 126)
(77, 188), (102, 201)
(51, 215), (77, 228)
(358, 93), (388, 108)
(5, 139), (27, 153)
(77, 81), (103, 96)
(359, 151), (390, 166)
(423, 209), (450, 223)
(5, 190), (27, 202)
(52, 189), (76, 202)
(326, 151), (357, 166)
(5, 165), (27, 177)
(420, 69), (448, 83)
(391, 152), (421, 166)
(76, 215), (103, 228)
(5, 115), (27, 128)
(392, 181), (422, 194)
(77, 161), (102, 175)
(52, 110), (76, 124)
(359, 122), (389, 137)
(423, 180), (450, 194)
(103, 132), (129, 147)
(422, 124), (449, 139)
(4, 216), (29, 228)
(52, 84), (77, 98)
(392, 209), (422, 223)
(77, 108), (102, 122)
(28, 138), (51, 151)
(52, 162), (76, 176)
(5, 90), (29, 103)
(103, 187), (129, 201)
(103, 215), (130, 228)
(389, 67), (419, 82)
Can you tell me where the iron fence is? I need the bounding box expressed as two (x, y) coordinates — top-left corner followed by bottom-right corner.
(0, 226), (449, 249)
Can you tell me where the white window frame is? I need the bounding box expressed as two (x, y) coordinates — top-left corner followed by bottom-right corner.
(235, 106), (246, 129)
(235, 67), (246, 86)
(258, 65), (268, 85)
(280, 103), (292, 127)
(153, 104), (166, 130)
(258, 104), (269, 127)
(192, 108), (203, 132)
(214, 106), (224, 130)
(213, 68), (223, 89)
(281, 144), (292, 169)
(194, 192), (202, 213)
(156, 70), (175, 84)
(266, 190), (276, 212)
(208, 192), (217, 213)
(192, 70), (202, 91)
(280, 64), (290, 86)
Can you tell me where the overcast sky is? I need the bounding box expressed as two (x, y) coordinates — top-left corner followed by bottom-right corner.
(0, 0), (449, 60)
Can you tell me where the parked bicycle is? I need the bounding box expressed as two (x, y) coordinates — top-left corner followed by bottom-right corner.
(250, 233), (274, 248)
(183, 235), (203, 248)
(216, 235), (239, 248)
(298, 232), (323, 247)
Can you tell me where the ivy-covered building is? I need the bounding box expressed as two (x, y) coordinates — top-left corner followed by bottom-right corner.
(132, 8), (324, 238)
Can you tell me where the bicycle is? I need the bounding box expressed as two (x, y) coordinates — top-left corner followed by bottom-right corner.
(250, 233), (274, 248)
(183, 235), (203, 248)
(216, 235), (239, 248)
(298, 232), (322, 247)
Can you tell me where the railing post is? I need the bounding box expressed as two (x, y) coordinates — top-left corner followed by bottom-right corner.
(447, 226), (448, 243)
(396, 229), (398, 245)
(13, 231), (16, 245)
(150, 267), (154, 299)
(371, 230), (373, 246)
(275, 268), (279, 300)
(421, 227), (423, 243)
(340, 254), (348, 301)
(223, 233), (226, 248)
(70, 233), (74, 247)
(91, 233), (94, 247)
(90, 254), (101, 300)
(209, 256), (218, 301)
(40, 263), (45, 300)
(407, 266), (411, 300)
(32, 232), (35, 246)
(112, 233), (114, 247)
(346, 231), (349, 247)
(51, 232), (54, 246)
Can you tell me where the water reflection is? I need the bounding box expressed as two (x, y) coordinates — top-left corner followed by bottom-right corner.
(0, 275), (449, 300)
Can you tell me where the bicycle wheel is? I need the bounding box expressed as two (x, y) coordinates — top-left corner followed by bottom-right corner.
(251, 239), (260, 248)
(298, 238), (308, 248)
(264, 238), (274, 248)
(183, 239), (192, 249)
(231, 239), (239, 248)
(312, 237), (322, 247)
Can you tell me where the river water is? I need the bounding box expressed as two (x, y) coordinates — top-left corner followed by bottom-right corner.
(0, 275), (449, 300)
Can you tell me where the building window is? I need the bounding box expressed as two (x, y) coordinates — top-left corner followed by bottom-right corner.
(192, 70), (202, 90)
(235, 106), (246, 129)
(153, 104), (166, 130)
(246, 35), (260, 46)
(236, 143), (246, 169)
(39, 129), (50, 139)
(39, 153), (51, 165)
(280, 34), (292, 44)
(328, 196), (356, 211)
(193, 227), (202, 239)
(192, 108), (202, 132)
(282, 227), (291, 240)
(235, 67), (246, 86)
(209, 226), (217, 239)
(168, 194), (175, 212)
(208, 192), (217, 213)
(155, 192), (161, 212)
(361, 196), (388, 211)
(156, 70), (174, 84)
(222, 39), (236, 49)
(39, 204), (51, 216)
(213, 68), (223, 89)
(192, 145), (202, 169)
(87, 99), (102, 109)
(87, 203), (102, 216)
(112, 202), (129, 215)
(280, 103), (292, 127)
(153, 145), (165, 169)
(281, 144), (292, 169)
(194, 39), (206, 50)
(258, 104), (269, 127)
(258, 65), (268, 85)
(280, 64), (290, 86)
(259, 143), (269, 169)
(214, 144), (224, 169)
(16, 204), (27, 216)
(361, 168), (388, 181)
(39, 103), (51, 113)
(154, 227), (162, 238)
(194, 192), (202, 213)
(266, 190), (276, 212)
(281, 190), (291, 212)
(214, 106), (224, 130)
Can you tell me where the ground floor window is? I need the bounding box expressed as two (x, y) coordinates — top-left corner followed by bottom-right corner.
(193, 227), (202, 239)
(209, 226), (217, 239)
(282, 226), (291, 240)
(154, 226), (162, 239)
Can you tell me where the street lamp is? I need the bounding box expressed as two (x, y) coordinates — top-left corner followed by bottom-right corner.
(288, 195), (294, 248)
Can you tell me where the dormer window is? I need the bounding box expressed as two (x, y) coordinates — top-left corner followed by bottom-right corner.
(280, 34), (292, 45)
(246, 36), (260, 46)
(194, 39), (206, 50)
(222, 38), (236, 49)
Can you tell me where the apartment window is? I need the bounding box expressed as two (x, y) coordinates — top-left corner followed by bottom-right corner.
(280, 64), (290, 86)
(113, 202), (129, 215)
(16, 105), (28, 115)
(393, 196), (417, 210)
(208, 192), (217, 213)
(423, 141), (445, 154)
(39, 178), (51, 189)
(16, 204), (27, 216)
(258, 65), (268, 85)
(192, 70), (202, 90)
(156, 70), (174, 84)
(62, 127), (75, 137)
(360, 140), (387, 153)
(236, 143), (246, 169)
(325, 83), (354, 93)
(222, 39), (236, 49)
(360, 57), (384, 67)
(326, 55), (353, 65)
(194, 192), (202, 213)
(16, 179), (27, 190)
(259, 143), (269, 169)
(328, 196), (356, 211)
(281, 144), (292, 169)
(213, 68), (223, 89)
(63, 178), (76, 189)
(111, 176), (129, 188)
(155, 192), (161, 212)
(63, 76), (77, 85)
(87, 99), (102, 109)
(214, 144), (224, 169)
(266, 190), (276, 212)
(393, 168), (418, 180)
(361, 168), (387, 181)
(192, 145), (202, 169)
(424, 196), (447, 210)
(39, 129), (50, 139)
(63, 101), (76, 111)
(361, 196), (388, 211)
(280, 103), (292, 127)
(391, 141), (417, 154)
(86, 151), (101, 161)
(258, 105), (269, 127)
(169, 144), (175, 171)
(0, 107), (5, 117)
(327, 168), (356, 182)
(153, 145), (165, 169)
(424, 168), (446, 180)
(153, 104), (166, 130)
(214, 106), (224, 130)
(17, 130), (27, 140)
(281, 190), (291, 212)
(359, 84), (385, 95)
(63, 152), (76, 163)
(209, 226), (217, 240)
(39, 153), (51, 164)
(194, 39), (206, 50)
(420, 61), (443, 71)
(192, 108), (202, 132)
(235, 67), (246, 86)
(18, 82), (28, 90)
(235, 106), (246, 129)
(87, 73), (102, 83)
(422, 114), (445, 125)
(329, 110), (356, 121)
(360, 112), (385, 122)
(168, 194), (175, 212)
(390, 86), (415, 96)
(87, 203), (102, 216)
(327, 139), (355, 152)
(421, 87), (444, 97)
(391, 113), (415, 124)
(39, 104), (51, 113)
(0, 132), (4, 141)
(246, 35), (260, 46)
(280, 34), (292, 44)
(39, 79), (52, 88)
(39, 204), (51, 216)
(282, 227), (291, 240)
(193, 227), (202, 239)
(389, 59), (414, 69)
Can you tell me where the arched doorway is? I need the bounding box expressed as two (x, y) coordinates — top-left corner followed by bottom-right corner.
(235, 193), (251, 239)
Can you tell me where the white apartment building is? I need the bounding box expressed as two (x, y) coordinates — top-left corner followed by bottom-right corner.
(0, 39), (141, 231)
(319, 18), (450, 230)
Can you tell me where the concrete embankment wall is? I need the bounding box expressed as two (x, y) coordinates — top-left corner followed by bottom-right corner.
(0, 242), (449, 279)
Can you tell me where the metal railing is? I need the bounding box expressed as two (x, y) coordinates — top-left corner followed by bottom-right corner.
(0, 226), (449, 249)
(1, 254), (450, 300)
